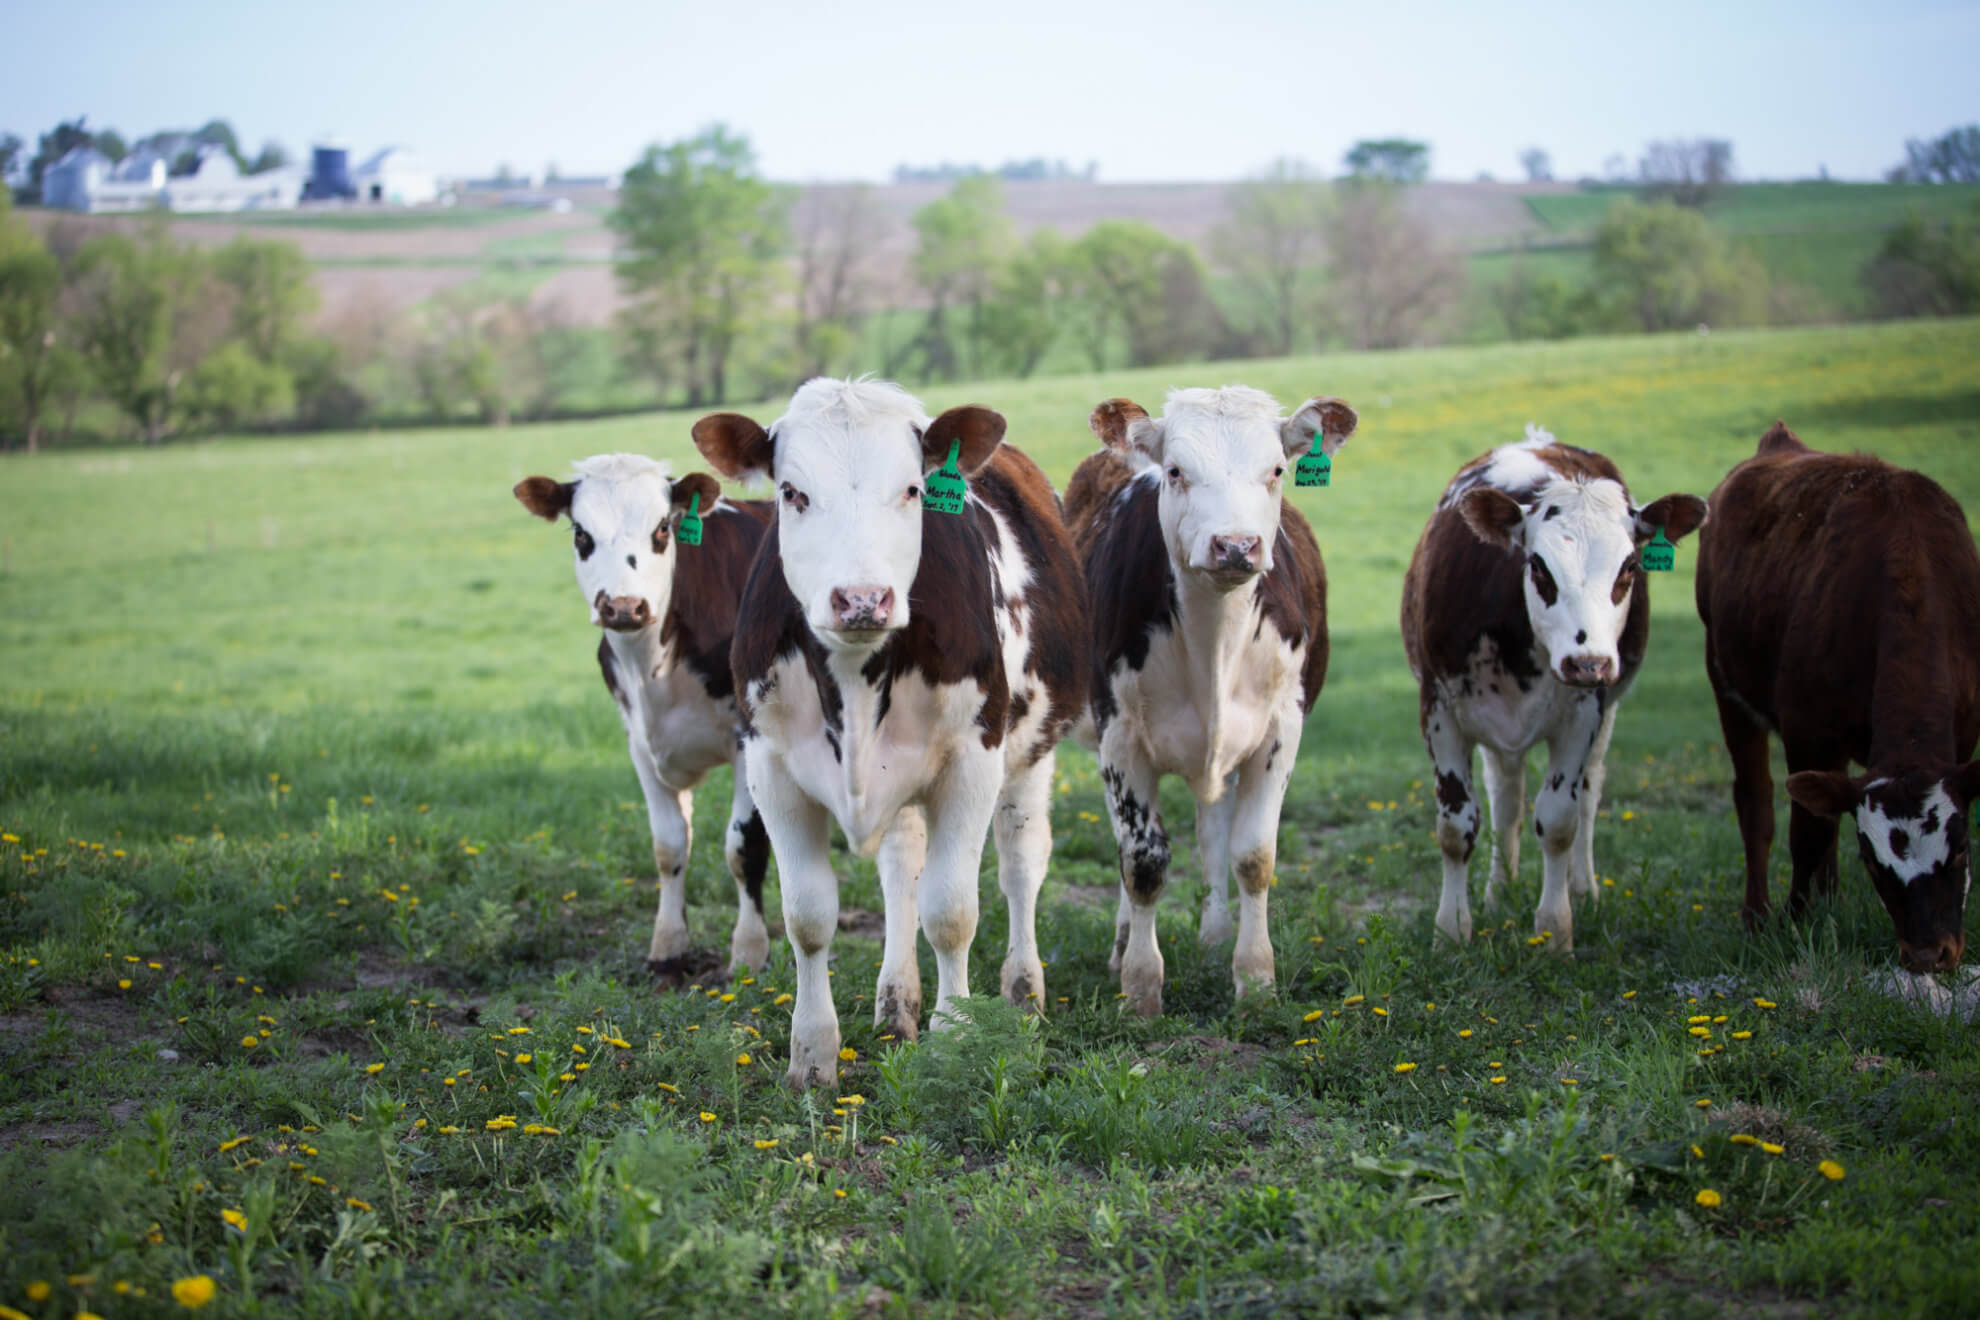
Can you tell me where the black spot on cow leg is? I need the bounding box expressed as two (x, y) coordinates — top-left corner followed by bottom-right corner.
(738, 811), (770, 913)
(1266, 737), (1282, 773)
(824, 729), (841, 763)
(1547, 772), (1564, 793)
(1889, 827), (1910, 861)
(1436, 770), (1469, 813)
(1535, 819), (1545, 840)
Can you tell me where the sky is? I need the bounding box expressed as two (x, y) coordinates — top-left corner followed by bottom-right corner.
(4, 0), (1975, 184)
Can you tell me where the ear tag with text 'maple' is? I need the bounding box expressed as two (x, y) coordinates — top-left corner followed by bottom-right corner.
(1641, 526), (1675, 572)
(677, 493), (704, 548)
(1294, 433), (1332, 488)
(922, 438), (967, 514)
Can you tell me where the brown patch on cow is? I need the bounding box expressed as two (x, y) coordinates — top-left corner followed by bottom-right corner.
(596, 636), (628, 712)
(1696, 426), (1980, 943)
(660, 498), (772, 702)
(1637, 492), (1708, 543)
(690, 412), (775, 480)
(1531, 442), (1620, 485)
(923, 404), (1007, 476)
(1402, 500), (1547, 702)
(976, 446), (1090, 759)
(1261, 503), (1329, 714)
(669, 471), (722, 524)
(514, 475), (575, 521)
(1065, 450), (1172, 730)
(1088, 397), (1150, 451)
(1458, 488), (1526, 550)
(1233, 849), (1273, 896)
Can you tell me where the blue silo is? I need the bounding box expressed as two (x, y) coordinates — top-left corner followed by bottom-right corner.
(304, 145), (354, 201)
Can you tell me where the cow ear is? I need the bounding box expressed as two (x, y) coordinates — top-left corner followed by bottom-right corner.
(1786, 771), (1865, 819)
(1756, 420), (1805, 457)
(1634, 493), (1708, 544)
(924, 405), (1006, 476)
(1089, 398), (1149, 452)
(691, 413), (774, 482)
(1458, 488), (1526, 551)
(670, 472), (721, 521)
(1282, 396), (1358, 459)
(515, 476), (575, 522)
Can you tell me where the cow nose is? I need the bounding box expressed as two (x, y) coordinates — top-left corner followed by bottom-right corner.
(1901, 936), (1963, 974)
(1209, 535), (1261, 572)
(830, 585), (895, 630)
(1558, 655), (1617, 687)
(596, 594), (653, 631)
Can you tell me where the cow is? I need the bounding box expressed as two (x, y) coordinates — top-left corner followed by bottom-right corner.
(1696, 422), (1980, 973)
(1400, 425), (1707, 951)
(691, 378), (1087, 1089)
(513, 455), (775, 978)
(1063, 387), (1352, 1017)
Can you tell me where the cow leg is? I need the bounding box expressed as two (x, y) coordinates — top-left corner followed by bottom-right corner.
(722, 749), (771, 974)
(1715, 689), (1776, 928)
(746, 745), (840, 1090)
(994, 751), (1054, 1013)
(1102, 724), (1169, 1017)
(633, 743), (694, 969)
(1227, 701), (1302, 999)
(1570, 703), (1618, 903)
(921, 749), (1001, 1030)
(1426, 696), (1480, 945)
(874, 806), (926, 1041)
(1196, 779), (1238, 948)
(1533, 695), (1606, 952)
(1479, 745), (1526, 911)
(1782, 736), (1844, 917)
(1110, 885), (1132, 978)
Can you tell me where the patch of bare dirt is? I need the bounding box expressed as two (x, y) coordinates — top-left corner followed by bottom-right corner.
(836, 908), (887, 940)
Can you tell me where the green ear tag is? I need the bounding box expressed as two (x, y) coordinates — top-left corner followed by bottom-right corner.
(1294, 435), (1332, 488)
(1641, 527), (1675, 572)
(922, 438), (967, 515)
(677, 493), (704, 548)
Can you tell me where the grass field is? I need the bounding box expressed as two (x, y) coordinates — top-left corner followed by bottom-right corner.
(3, 320), (1980, 1316)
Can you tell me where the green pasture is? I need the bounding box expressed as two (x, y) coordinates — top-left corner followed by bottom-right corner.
(3, 320), (1980, 1316)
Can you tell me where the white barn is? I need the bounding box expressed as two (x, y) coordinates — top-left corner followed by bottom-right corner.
(349, 148), (438, 206)
(42, 144), (302, 213)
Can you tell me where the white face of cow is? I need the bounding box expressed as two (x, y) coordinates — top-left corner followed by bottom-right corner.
(1458, 461), (1707, 688)
(514, 455), (716, 633)
(1094, 388), (1357, 592)
(690, 379), (1007, 650)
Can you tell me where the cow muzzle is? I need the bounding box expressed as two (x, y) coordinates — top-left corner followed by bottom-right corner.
(1204, 534), (1263, 586)
(595, 593), (654, 632)
(1557, 654), (1618, 687)
(828, 585), (895, 635)
(1900, 933), (1964, 974)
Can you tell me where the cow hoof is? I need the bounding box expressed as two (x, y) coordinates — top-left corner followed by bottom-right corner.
(1532, 918), (1573, 953)
(875, 986), (921, 1042)
(1121, 957), (1164, 1019)
(785, 1044), (838, 1091)
(1434, 908), (1472, 946)
(1233, 962), (1275, 1001)
(1002, 957), (1046, 1014)
(1198, 909), (1235, 948)
(728, 929), (770, 976)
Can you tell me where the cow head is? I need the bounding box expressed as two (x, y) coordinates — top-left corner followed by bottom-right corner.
(1091, 387), (1356, 592)
(1458, 457), (1706, 688)
(1788, 765), (1980, 973)
(514, 455), (720, 633)
(693, 378), (1003, 648)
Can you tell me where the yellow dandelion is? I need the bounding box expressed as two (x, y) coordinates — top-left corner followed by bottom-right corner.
(1695, 1098), (1712, 1109)
(1760, 1141), (1785, 1155)
(1458, 1028), (1473, 1038)
(839, 1047), (858, 1062)
(364, 1062), (384, 1075)
(606, 1037), (631, 1049)
(571, 1043), (586, 1055)
(736, 1053), (752, 1066)
(220, 1208), (247, 1232)
(1695, 1188), (1722, 1208)
(171, 1275), (217, 1309)
(1691, 1144), (1705, 1159)
(774, 993), (794, 1006)
(26, 1283), (52, 1303)
(1303, 1009), (1325, 1022)
(217, 1136), (251, 1153)
(1372, 1006), (1389, 1017)
(1394, 1062), (1417, 1073)
(1342, 994), (1365, 1006)
(1753, 998), (1777, 1010)
(754, 1138), (779, 1150)
(833, 1188), (848, 1199)
(1819, 1160), (1846, 1181)
(117, 978), (132, 990)
(346, 1197), (372, 1211)
(1622, 990), (1637, 1000)
(1489, 1075), (1507, 1085)
(699, 1111), (717, 1123)
(1730, 1134), (1758, 1146)
(1731, 1030), (1753, 1041)
(514, 1053), (533, 1065)
(839, 1094), (866, 1106)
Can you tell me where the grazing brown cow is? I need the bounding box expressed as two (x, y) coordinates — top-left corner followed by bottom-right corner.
(1065, 386), (1350, 1016)
(1697, 422), (1980, 972)
(514, 455), (774, 977)
(1402, 426), (1706, 951)
(693, 377), (1087, 1088)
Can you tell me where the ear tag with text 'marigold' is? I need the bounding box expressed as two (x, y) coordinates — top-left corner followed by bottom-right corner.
(1295, 433), (1332, 488)
(923, 439), (967, 514)
(677, 493), (704, 548)
(1641, 527), (1675, 572)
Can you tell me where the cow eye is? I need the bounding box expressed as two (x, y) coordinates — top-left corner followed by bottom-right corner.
(651, 524), (670, 553)
(779, 483), (808, 513)
(905, 484), (921, 503)
(1165, 465), (1184, 486)
(573, 524), (595, 559)
(1272, 465), (1285, 481)
(1611, 558), (1637, 604)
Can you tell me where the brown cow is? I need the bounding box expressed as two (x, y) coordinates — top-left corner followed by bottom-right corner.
(1697, 422), (1980, 972)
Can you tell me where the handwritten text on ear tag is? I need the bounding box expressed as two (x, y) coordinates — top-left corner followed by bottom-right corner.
(677, 493), (704, 548)
(1294, 435), (1332, 488)
(1641, 527), (1675, 572)
(922, 439), (967, 514)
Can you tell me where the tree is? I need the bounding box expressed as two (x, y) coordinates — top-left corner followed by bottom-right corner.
(1861, 205), (1980, 318)
(793, 183), (886, 381)
(1590, 198), (1768, 331)
(1519, 148), (1553, 183)
(1343, 139), (1430, 185)
(1074, 220), (1230, 367)
(247, 141), (289, 174)
(907, 174), (1011, 381)
(0, 134), (24, 189)
(1492, 258), (1603, 341)
(0, 240), (64, 451)
(1322, 184), (1467, 350)
(980, 229), (1071, 378)
(184, 341), (293, 432)
(610, 125), (791, 406)
(211, 237), (318, 363)
(195, 119), (245, 170)
(1899, 126), (1980, 184)
(1638, 138), (1734, 207)
(94, 130), (127, 164)
(71, 224), (233, 443)
(1209, 159), (1330, 357)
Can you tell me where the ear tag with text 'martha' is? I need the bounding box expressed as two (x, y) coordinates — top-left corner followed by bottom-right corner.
(1641, 527), (1675, 572)
(923, 439), (967, 514)
(1294, 434), (1332, 488)
(677, 493), (704, 548)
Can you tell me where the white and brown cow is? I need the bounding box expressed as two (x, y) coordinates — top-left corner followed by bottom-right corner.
(514, 455), (774, 977)
(1698, 422), (1980, 972)
(1065, 387), (1351, 1016)
(692, 378), (1087, 1089)
(1401, 426), (1706, 950)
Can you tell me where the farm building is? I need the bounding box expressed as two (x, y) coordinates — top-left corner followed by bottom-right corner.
(41, 143), (303, 213)
(348, 148), (439, 206)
